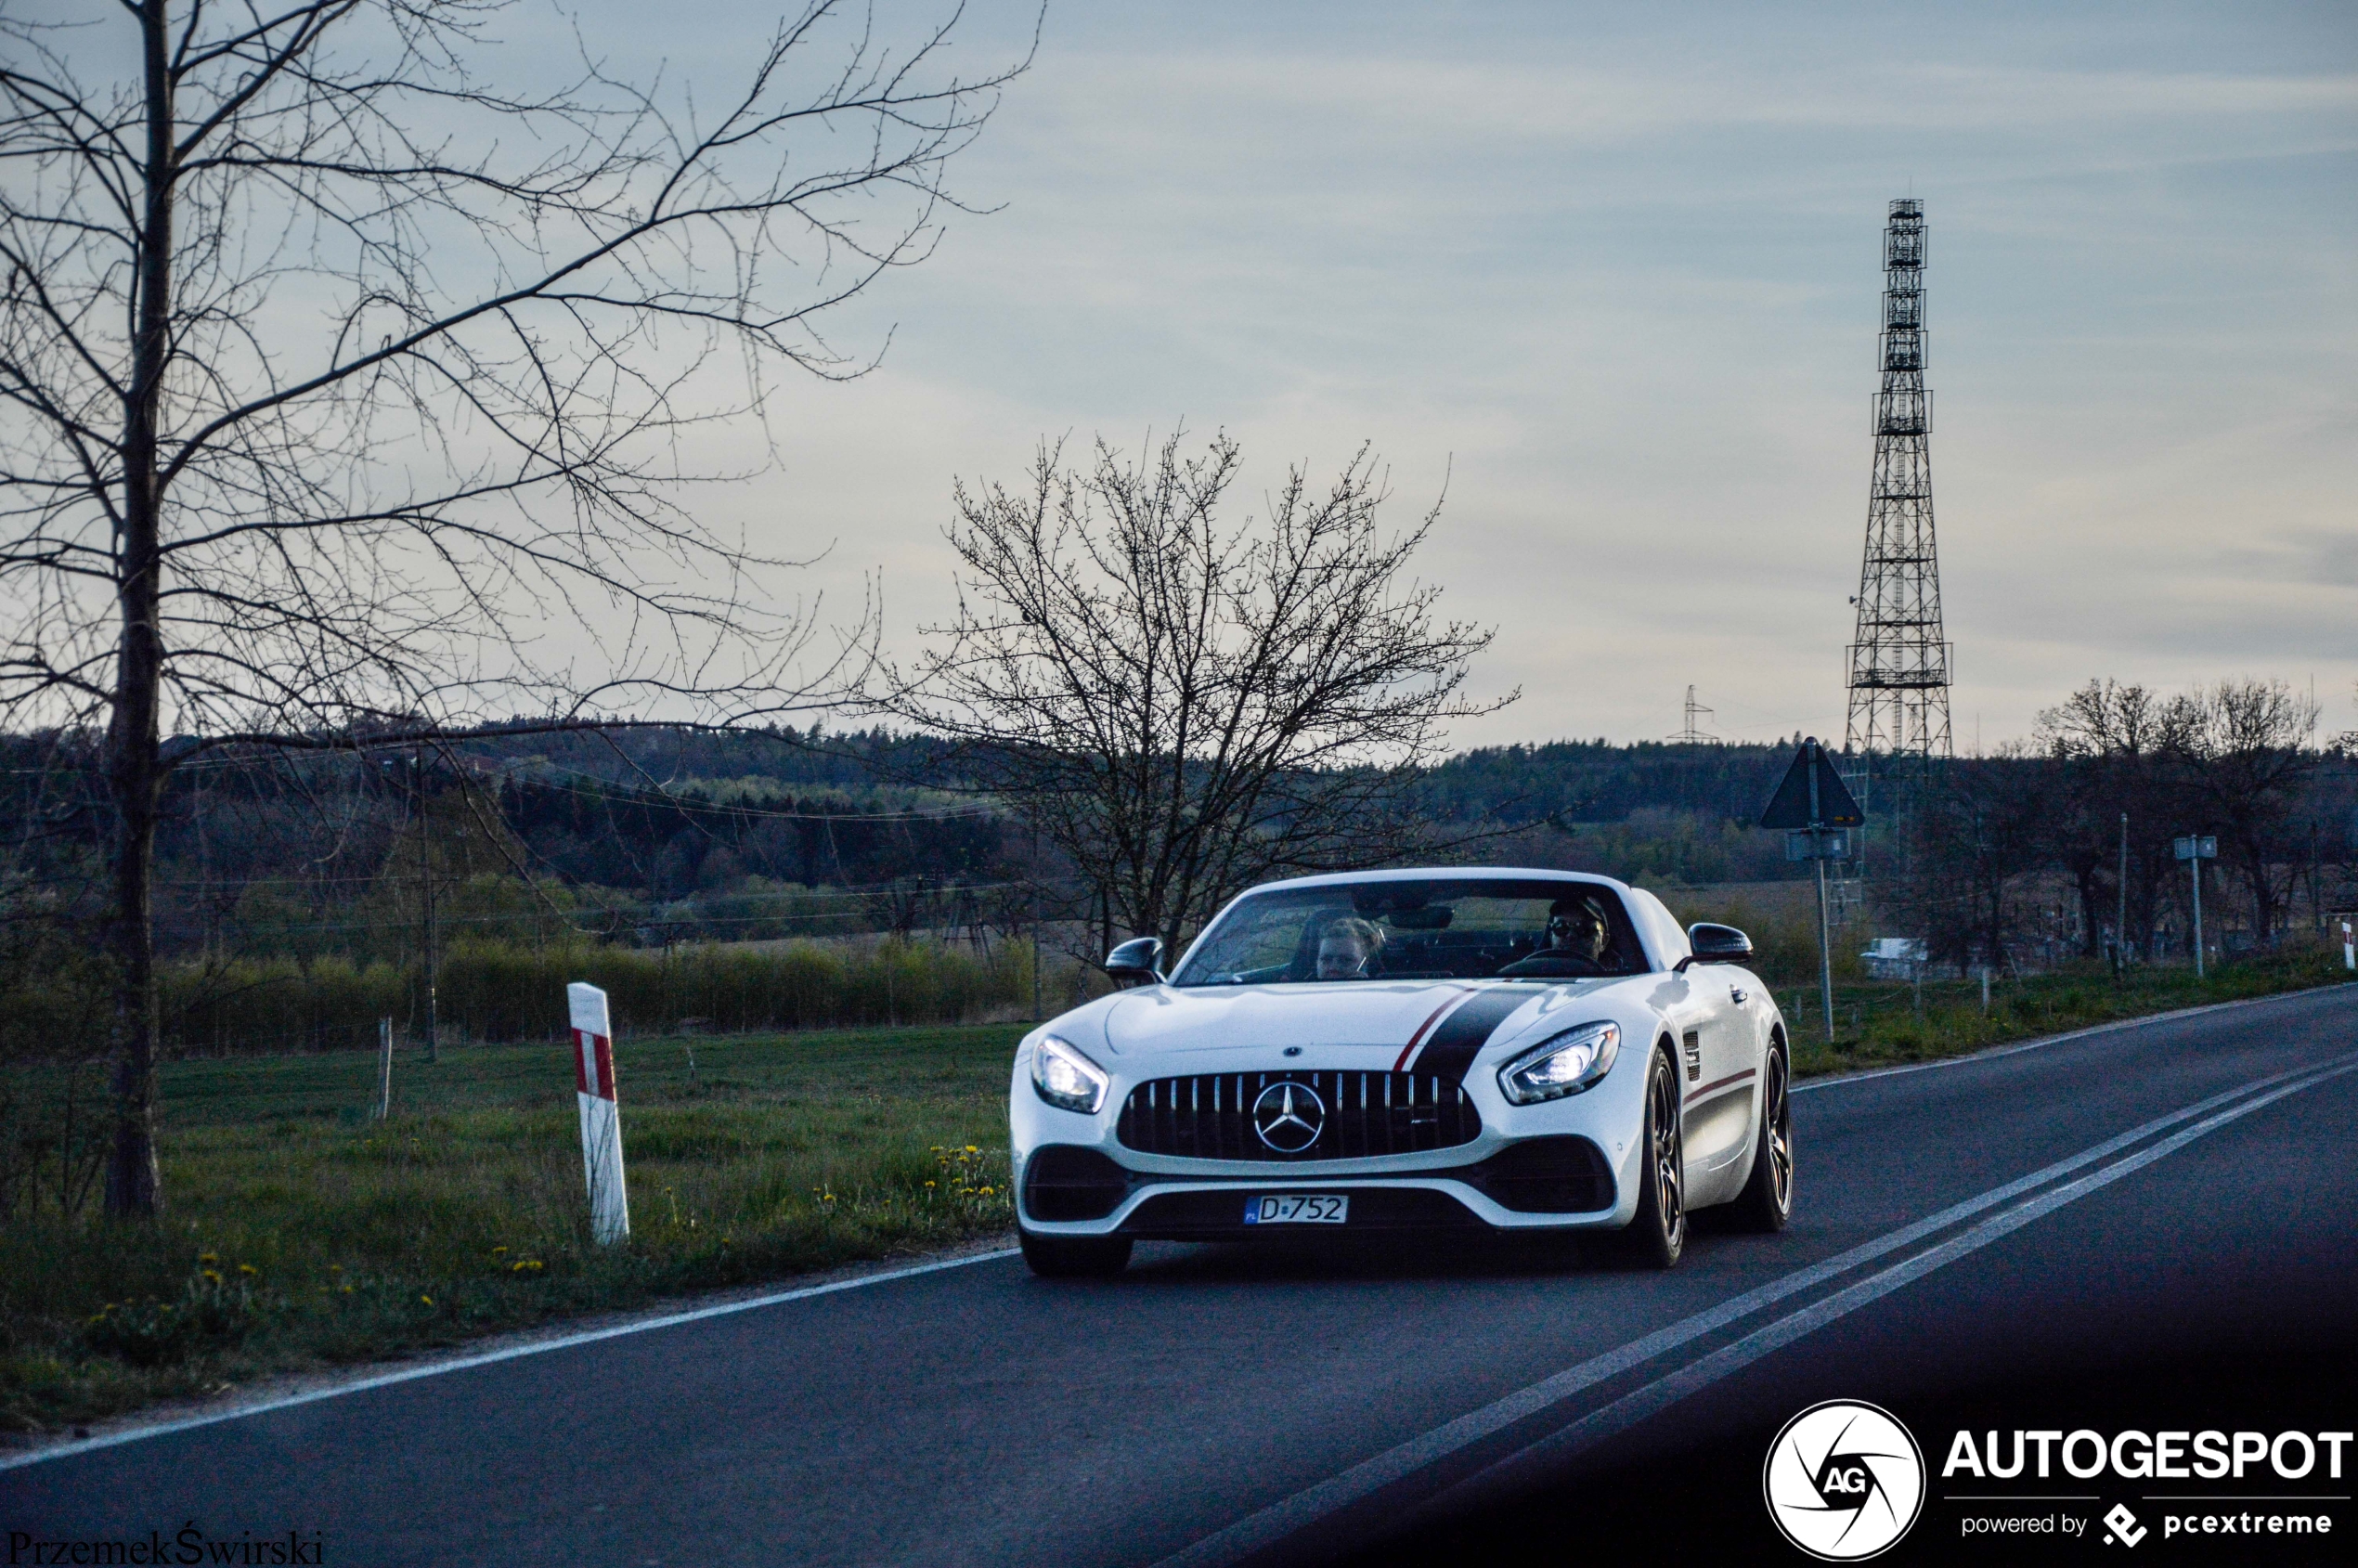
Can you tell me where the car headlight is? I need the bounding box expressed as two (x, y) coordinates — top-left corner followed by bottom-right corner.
(1496, 1021), (1620, 1105)
(1030, 1035), (1110, 1114)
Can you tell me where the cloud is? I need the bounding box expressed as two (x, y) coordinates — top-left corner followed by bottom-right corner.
(645, 1), (2358, 747)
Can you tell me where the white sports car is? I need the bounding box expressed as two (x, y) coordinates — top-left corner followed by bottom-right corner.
(1009, 867), (1794, 1276)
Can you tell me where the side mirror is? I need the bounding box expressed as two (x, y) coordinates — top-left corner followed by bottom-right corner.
(1104, 937), (1166, 989)
(1678, 923), (1754, 970)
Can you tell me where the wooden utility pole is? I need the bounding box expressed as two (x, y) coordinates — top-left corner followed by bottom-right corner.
(416, 746), (438, 1063)
(2115, 812), (2129, 978)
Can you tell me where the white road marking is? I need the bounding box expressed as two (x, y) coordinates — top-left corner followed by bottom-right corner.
(1153, 1052), (2358, 1568)
(11, 985), (2347, 1486)
(1449, 1054), (2358, 1494)
(0, 1248), (1021, 1472)
(1791, 982), (2353, 1095)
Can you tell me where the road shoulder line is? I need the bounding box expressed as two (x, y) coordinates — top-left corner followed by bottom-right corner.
(1151, 1051), (2357, 1568)
(1792, 980), (2354, 1095)
(1439, 1054), (2358, 1506)
(0, 1244), (1021, 1473)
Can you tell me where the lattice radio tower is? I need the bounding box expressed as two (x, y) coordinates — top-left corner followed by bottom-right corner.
(1845, 198), (1953, 761)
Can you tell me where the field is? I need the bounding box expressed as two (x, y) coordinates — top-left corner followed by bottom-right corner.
(1779, 948), (2347, 1076)
(3, 947), (2348, 1438)
(1, 1024), (1024, 1436)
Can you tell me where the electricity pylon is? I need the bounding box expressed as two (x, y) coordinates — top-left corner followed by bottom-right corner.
(1845, 198), (1953, 762)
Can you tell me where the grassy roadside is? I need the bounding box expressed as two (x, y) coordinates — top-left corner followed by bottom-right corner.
(1781, 949), (2349, 1078)
(4, 951), (2349, 1439)
(2, 1024), (1025, 1438)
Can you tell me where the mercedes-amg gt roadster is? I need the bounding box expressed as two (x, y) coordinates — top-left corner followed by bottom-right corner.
(1009, 868), (1795, 1276)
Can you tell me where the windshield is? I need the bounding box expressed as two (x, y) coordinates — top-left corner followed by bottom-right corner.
(1170, 878), (1648, 986)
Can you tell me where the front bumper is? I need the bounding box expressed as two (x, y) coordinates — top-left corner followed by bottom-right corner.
(1018, 1135), (1619, 1240)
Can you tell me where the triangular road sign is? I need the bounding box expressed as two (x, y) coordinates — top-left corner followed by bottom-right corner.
(1759, 738), (1864, 829)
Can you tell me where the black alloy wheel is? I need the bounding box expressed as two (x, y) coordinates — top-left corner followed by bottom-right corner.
(1731, 1041), (1794, 1232)
(1019, 1229), (1134, 1279)
(1620, 1047), (1686, 1268)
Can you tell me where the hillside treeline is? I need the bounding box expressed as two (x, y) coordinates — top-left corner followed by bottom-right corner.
(0, 724), (1827, 972)
(3, 685), (2352, 1056)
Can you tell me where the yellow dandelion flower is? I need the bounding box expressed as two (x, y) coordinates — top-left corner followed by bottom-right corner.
(492, 1246), (509, 1256)
(341, 1285), (354, 1294)
(965, 1145), (978, 1154)
(421, 1295), (434, 1305)
(198, 1252), (219, 1264)
(238, 1263), (258, 1276)
(924, 1181), (936, 1188)
(201, 1269), (223, 1285)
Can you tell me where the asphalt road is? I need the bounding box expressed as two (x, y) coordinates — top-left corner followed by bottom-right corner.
(8, 985), (2356, 1567)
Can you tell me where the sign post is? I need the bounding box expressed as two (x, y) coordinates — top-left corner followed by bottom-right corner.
(1761, 738), (1867, 1043)
(376, 1017), (394, 1121)
(2341, 917), (2355, 973)
(567, 981), (630, 1245)
(2172, 836), (2216, 979)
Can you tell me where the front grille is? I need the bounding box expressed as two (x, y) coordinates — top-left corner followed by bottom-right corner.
(1116, 1070), (1483, 1161)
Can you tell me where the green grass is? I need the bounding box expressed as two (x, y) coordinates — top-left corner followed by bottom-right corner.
(1782, 948), (2349, 1078)
(1, 1023), (1026, 1437)
(3, 951), (2349, 1439)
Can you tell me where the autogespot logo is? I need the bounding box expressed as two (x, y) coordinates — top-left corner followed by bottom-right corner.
(1764, 1400), (1927, 1562)
(1251, 1080), (1325, 1153)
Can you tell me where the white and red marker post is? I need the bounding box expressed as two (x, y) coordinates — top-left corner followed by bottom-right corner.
(567, 982), (630, 1244)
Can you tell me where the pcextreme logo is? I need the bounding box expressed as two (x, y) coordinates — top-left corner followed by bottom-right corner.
(1764, 1400), (1927, 1562)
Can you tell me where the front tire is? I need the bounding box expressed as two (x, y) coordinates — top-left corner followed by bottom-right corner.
(1730, 1039), (1794, 1232)
(1019, 1229), (1133, 1278)
(1618, 1046), (1687, 1268)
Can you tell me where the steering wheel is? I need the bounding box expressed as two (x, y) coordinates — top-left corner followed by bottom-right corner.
(1495, 952), (1605, 979)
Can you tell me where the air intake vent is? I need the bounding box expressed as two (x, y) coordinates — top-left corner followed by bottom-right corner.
(1022, 1145), (1132, 1221)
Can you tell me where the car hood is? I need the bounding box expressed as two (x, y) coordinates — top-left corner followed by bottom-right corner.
(1101, 978), (1628, 1057)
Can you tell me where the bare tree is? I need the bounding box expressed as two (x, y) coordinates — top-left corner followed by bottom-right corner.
(885, 431), (1516, 959)
(1893, 744), (2057, 974)
(0, 1), (1027, 1214)
(2036, 678), (2203, 959)
(2178, 679), (2322, 945)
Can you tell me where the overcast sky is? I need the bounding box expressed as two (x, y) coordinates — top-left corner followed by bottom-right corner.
(678, 0), (2356, 750)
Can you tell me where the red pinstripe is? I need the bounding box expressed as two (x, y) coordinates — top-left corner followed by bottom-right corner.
(1394, 990), (1475, 1072)
(1683, 1066), (1756, 1107)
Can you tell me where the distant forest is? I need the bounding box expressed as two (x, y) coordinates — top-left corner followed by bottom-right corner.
(6, 711), (2352, 980)
(0, 726), (1826, 965)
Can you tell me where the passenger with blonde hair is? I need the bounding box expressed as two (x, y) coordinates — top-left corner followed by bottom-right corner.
(1315, 915), (1386, 980)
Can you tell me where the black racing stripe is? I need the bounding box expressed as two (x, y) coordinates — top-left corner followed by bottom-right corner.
(1412, 988), (1539, 1084)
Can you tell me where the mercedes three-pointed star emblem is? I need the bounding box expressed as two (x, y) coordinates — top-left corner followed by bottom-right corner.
(1252, 1080), (1326, 1153)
